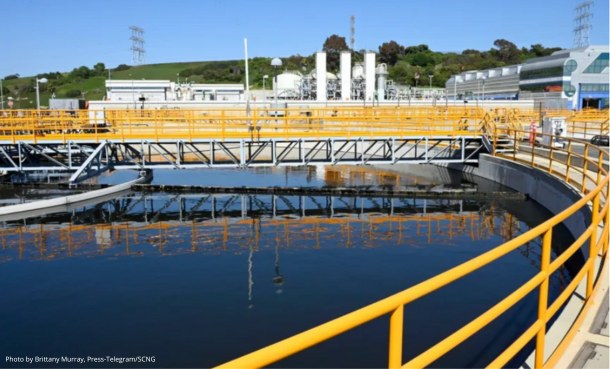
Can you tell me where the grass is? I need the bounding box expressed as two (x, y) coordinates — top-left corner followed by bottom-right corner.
(1, 61), (240, 109)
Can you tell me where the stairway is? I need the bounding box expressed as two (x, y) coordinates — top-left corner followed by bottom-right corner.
(480, 113), (517, 155)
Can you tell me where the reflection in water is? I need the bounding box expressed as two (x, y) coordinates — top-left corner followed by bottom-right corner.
(99, 164), (468, 189)
(0, 193), (570, 300)
(0, 186), (578, 368)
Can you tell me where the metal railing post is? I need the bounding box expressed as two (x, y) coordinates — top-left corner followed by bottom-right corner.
(531, 138), (536, 168)
(388, 305), (404, 369)
(492, 125), (497, 155)
(582, 146), (589, 193)
(535, 228), (553, 369)
(513, 131), (517, 162)
(549, 143), (554, 174)
(586, 192), (600, 298)
(602, 198), (610, 255)
(221, 110), (226, 142)
(566, 140), (572, 183)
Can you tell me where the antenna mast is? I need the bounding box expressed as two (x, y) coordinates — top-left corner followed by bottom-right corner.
(350, 15), (355, 52)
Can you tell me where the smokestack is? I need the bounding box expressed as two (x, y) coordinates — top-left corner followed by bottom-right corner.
(364, 52), (375, 101)
(340, 51), (351, 101)
(316, 52), (327, 101)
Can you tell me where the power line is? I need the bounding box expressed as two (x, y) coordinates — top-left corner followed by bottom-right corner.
(130, 26), (146, 66)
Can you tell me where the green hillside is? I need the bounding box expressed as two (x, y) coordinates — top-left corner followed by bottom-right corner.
(1, 37), (562, 109)
(1, 61), (244, 109)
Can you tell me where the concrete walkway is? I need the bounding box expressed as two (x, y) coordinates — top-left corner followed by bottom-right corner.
(507, 152), (609, 368)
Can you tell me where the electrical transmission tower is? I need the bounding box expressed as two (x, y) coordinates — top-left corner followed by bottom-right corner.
(350, 15), (355, 52)
(573, 1), (593, 48)
(129, 26), (146, 66)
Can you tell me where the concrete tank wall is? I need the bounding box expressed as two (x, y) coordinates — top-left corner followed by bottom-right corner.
(444, 154), (591, 241)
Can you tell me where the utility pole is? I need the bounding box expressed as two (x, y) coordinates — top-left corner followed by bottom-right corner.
(0, 78), (3, 110)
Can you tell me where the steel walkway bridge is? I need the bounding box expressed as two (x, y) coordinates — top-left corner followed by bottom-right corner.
(0, 107), (501, 184)
(0, 106), (608, 367)
(0, 107), (606, 184)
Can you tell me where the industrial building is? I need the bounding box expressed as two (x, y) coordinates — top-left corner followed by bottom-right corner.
(272, 51), (446, 102)
(105, 80), (245, 102)
(446, 66), (522, 101)
(446, 45), (609, 110)
(520, 45), (609, 109)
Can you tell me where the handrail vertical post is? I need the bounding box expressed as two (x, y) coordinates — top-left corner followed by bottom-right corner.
(535, 228), (553, 369)
(586, 192), (600, 298)
(602, 198), (610, 255)
(388, 305), (404, 369)
(221, 110), (226, 142)
(582, 146), (589, 192)
(549, 144), (553, 174)
(566, 140), (572, 183)
(492, 125), (497, 155)
(513, 131), (517, 162)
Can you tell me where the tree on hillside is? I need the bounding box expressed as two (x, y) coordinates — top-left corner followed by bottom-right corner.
(404, 44), (429, 55)
(529, 44), (562, 57)
(410, 52), (436, 67)
(493, 39), (520, 64)
(4, 74), (19, 80)
(462, 49), (480, 55)
(322, 34), (349, 72)
(378, 41), (404, 66)
(69, 66), (91, 80)
(93, 62), (106, 76)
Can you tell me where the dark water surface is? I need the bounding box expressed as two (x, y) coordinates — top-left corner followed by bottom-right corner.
(0, 166), (578, 368)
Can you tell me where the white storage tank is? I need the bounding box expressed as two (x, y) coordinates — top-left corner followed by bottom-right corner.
(308, 69), (338, 80)
(274, 71), (302, 97)
(352, 63), (365, 79)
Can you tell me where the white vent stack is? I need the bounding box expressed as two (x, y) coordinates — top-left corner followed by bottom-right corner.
(364, 52), (375, 101)
(316, 52), (327, 101)
(340, 51), (351, 100)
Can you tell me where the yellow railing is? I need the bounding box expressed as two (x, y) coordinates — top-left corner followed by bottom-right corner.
(0, 107), (605, 143)
(214, 131), (609, 369)
(0, 107), (486, 143)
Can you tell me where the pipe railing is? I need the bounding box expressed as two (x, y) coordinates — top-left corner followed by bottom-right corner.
(213, 131), (609, 369)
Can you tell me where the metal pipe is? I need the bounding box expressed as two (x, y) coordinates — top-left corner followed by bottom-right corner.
(36, 79), (41, 110)
(274, 66), (278, 104)
(244, 38), (250, 102)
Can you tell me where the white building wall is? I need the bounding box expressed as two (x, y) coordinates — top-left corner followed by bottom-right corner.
(316, 52), (327, 101)
(340, 52), (351, 101)
(364, 52), (375, 101)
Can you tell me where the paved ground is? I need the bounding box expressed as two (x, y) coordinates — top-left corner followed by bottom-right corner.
(510, 152), (609, 369)
(573, 292), (609, 369)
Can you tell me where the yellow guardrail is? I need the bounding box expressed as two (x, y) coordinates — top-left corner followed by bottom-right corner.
(0, 108), (487, 143)
(0, 108), (605, 144)
(214, 130), (609, 369)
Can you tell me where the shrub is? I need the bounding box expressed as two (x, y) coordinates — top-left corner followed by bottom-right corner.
(4, 74), (19, 80)
(179, 69), (193, 78)
(114, 64), (131, 71)
(65, 90), (82, 98)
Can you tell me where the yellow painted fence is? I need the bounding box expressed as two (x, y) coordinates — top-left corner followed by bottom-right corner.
(214, 130), (609, 369)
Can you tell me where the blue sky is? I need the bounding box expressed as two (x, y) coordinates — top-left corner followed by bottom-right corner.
(1, 0), (608, 77)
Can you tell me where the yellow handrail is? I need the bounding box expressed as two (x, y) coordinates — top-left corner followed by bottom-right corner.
(214, 130), (609, 369)
(0, 108), (605, 144)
